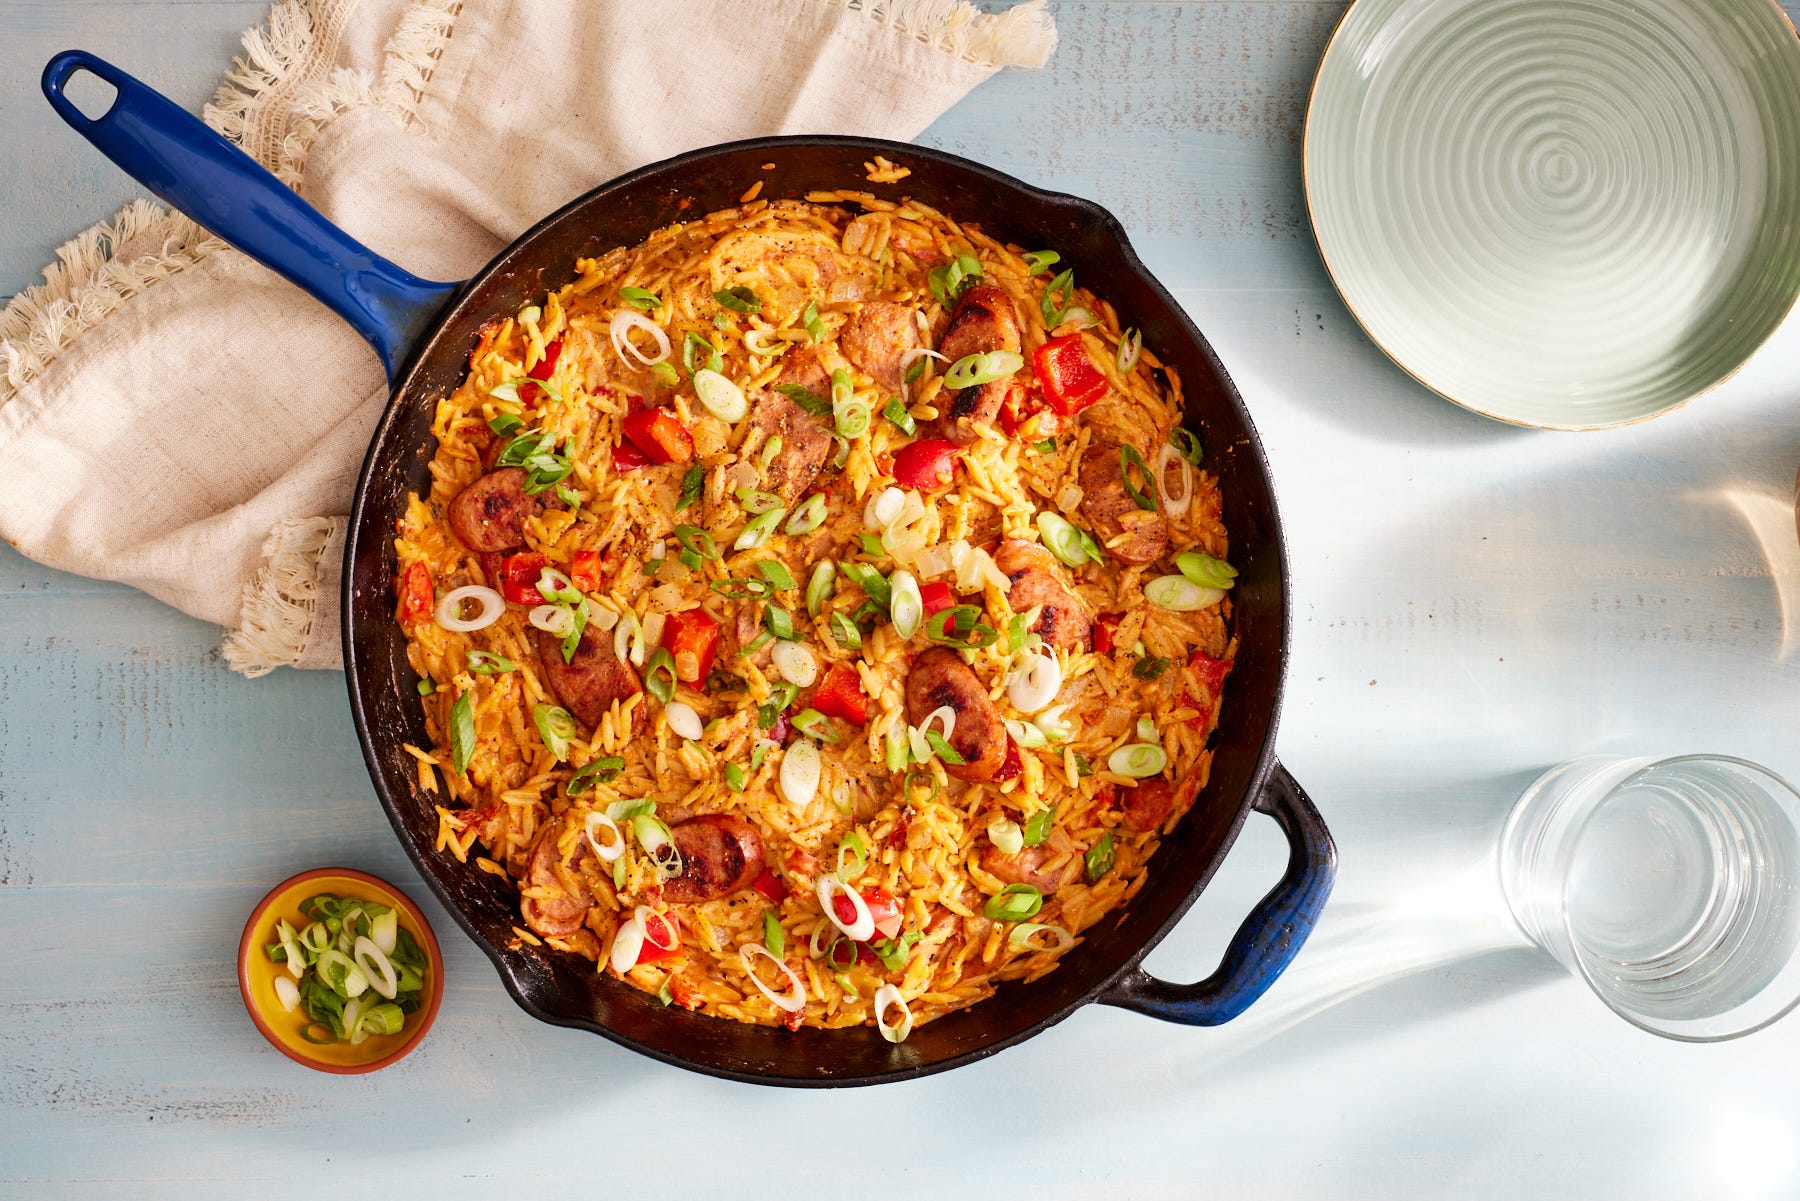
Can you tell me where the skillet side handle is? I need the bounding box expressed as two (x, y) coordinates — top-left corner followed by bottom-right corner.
(1099, 762), (1336, 1025)
(42, 50), (459, 380)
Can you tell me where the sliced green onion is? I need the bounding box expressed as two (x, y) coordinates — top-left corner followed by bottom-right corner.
(805, 561), (837, 617)
(672, 524), (719, 562)
(416, 678), (435, 697)
(620, 286), (662, 312)
(1108, 743), (1168, 778)
(649, 361), (679, 386)
(713, 313), (730, 330)
(644, 648), (678, 703)
(785, 493), (828, 535)
(1031, 437), (1058, 454)
(883, 396), (916, 436)
(828, 611), (863, 651)
(1175, 550), (1238, 590)
(710, 577), (770, 600)
(743, 630), (776, 659)
(888, 570), (923, 639)
(450, 693), (475, 774)
(885, 725), (910, 772)
(923, 605), (998, 650)
(1117, 328), (1143, 373)
(533, 704), (577, 760)
(983, 883), (1044, 922)
(1041, 267), (1075, 327)
(1035, 510), (1104, 567)
(1137, 715), (1159, 743)
(904, 358), (928, 386)
(556, 484), (581, 508)
(755, 560), (796, 591)
(901, 768), (941, 803)
(693, 368), (748, 423)
(859, 533), (885, 558)
(657, 978), (675, 1006)
(682, 331), (723, 376)
(1074, 752), (1094, 778)
(927, 254), (982, 307)
(1119, 445), (1158, 511)
(674, 466), (705, 513)
(1007, 613), (1028, 654)
(802, 302), (826, 343)
(725, 763), (747, 793)
(487, 413), (524, 438)
(925, 729), (965, 766)
(1010, 923), (1075, 953)
(836, 830), (867, 879)
(1170, 426), (1204, 465)
(1133, 656), (1172, 681)
(762, 910), (785, 958)
(834, 395), (872, 440)
(874, 931), (921, 972)
(988, 817), (1024, 856)
(791, 708), (839, 743)
(839, 561), (892, 610)
(1144, 575), (1226, 612)
(763, 604), (795, 642)
(774, 382), (831, 418)
(517, 306), (542, 326)
(1022, 807), (1054, 846)
(569, 757), (624, 795)
(714, 286), (762, 314)
(736, 487), (784, 514)
(734, 507), (787, 550)
(1021, 249), (1061, 275)
(1086, 833), (1115, 880)
(489, 376), (563, 405)
(944, 349), (1024, 390)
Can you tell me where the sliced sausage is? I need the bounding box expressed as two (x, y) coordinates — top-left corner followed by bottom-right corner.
(534, 626), (644, 732)
(1120, 778), (1176, 834)
(979, 844), (1064, 897)
(934, 284), (1021, 444)
(840, 301), (920, 391)
(993, 540), (1093, 653)
(906, 647), (1007, 782)
(662, 814), (767, 904)
(447, 467), (543, 552)
(743, 390), (834, 504)
(520, 821), (592, 937)
(1079, 441), (1171, 566)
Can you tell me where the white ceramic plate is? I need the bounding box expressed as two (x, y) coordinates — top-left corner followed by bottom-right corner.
(1305, 0), (1800, 428)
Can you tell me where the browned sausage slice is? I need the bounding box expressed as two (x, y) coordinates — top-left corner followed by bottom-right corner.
(1120, 778), (1176, 834)
(447, 467), (544, 552)
(535, 626), (644, 732)
(521, 821), (593, 937)
(743, 390), (834, 503)
(979, 844), (1065, 896)
(840, 301), (920, 392)
(934, 284), (1021, 444)
(662, 814), (767, 903)
(906, 646), (1007, 782)
(993, 540), (1094, 653)
(1078, 441), (1171, 566)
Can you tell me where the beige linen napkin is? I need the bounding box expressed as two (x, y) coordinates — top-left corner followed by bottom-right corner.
(0, 0), (1054, 673)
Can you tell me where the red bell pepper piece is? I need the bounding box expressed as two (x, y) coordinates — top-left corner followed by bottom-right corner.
(1033, 334), (1108, 416)
(612, 441), (652, 471)
(397, 561), (433, 624)
(1093, 611), (1123, 655)
(752, 869), (788, 903)
(992, 738), (1023, 784)
(519, 336), (563, 404)
(622, 407), (695, 464)
(890, 439), (958, 491)
(919, 581), (955, 617)
(809, 662), (868, 726)
(633, 910), (682, 965)
(568, 549), (603, 594)
(496, 552), (549, 606)
(660, 608), (722, 685)
(832, 886), (904, 941)
(1184, 650), (1231, 730)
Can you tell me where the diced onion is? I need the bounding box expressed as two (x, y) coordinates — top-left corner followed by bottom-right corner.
(1009, 922), (1076, 953)
(729, 460), (761, 489)
(1144, 575), (1226, 612)
(352, 936), (399, 1001)
(739, 942), (807, 1012)
(988, 817), (1024, 856)
(584, 812), (627, 862)
(436, 585), (504, 632)
(865, 486), (907, 530)
(609, 919), (646, 974)
(693, 368), (748, 423)
(779, 740), (822, 810)
(816, 874), (875, 941)
(1155, 443), (1194, 517)
(873, 983), (914, 1044)
(588, 600), (621, 632)
(664, 701), (704, 741)
(273, 975), (301, 1012)
(610, 309), (671, 367)
(528, 604), (576, 638)
(888, 570), (923, 639)
(1007, 648), (1062, 714)
(1108, 743), (1169, 778)
(1005, 718), (1049, 749)
(772, 641), (818, 687)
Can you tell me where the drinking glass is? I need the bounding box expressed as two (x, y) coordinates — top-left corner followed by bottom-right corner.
(1499, 754), (1800, 1040)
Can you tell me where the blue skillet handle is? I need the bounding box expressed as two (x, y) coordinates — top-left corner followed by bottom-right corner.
(42, 50), (460, 380)
(1099, 762), (1336, 1025)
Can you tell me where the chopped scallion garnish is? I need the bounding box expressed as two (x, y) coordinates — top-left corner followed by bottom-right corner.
(1085, 833), (1115, 880)
(883, 395), (916, 436)
(467, 649), (515, 675)
(1119, 444), (1157, 511)
(620, 286), (662, 312)
(983, 883), (1044, 922)
(756, 560), (796, 591)
(801, 302), (825, 344)
(715, 286), (762, 314)
(1040, 267), (1075, 327)
(675, 465), (703, 512)
(943, 350), (1024, 390)
(1170, 426), (1204, 465)
(806, 561), (836, 617)
(568, 757), (625, 794)
(1117, 327), (1143, 373)
(1021, 249), (1061, 275)
(644, 648), (678, 704)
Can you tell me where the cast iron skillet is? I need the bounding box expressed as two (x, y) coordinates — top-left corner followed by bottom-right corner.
(46, 51), (1337, 1086)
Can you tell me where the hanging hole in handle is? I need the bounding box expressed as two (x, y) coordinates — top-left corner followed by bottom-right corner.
(61, 69), (119, 122)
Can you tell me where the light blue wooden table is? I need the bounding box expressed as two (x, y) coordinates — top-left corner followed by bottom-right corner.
(6, 2), (1800, 1196)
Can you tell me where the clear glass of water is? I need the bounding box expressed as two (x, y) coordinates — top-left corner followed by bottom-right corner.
(1499, 754), (1800, 1041)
